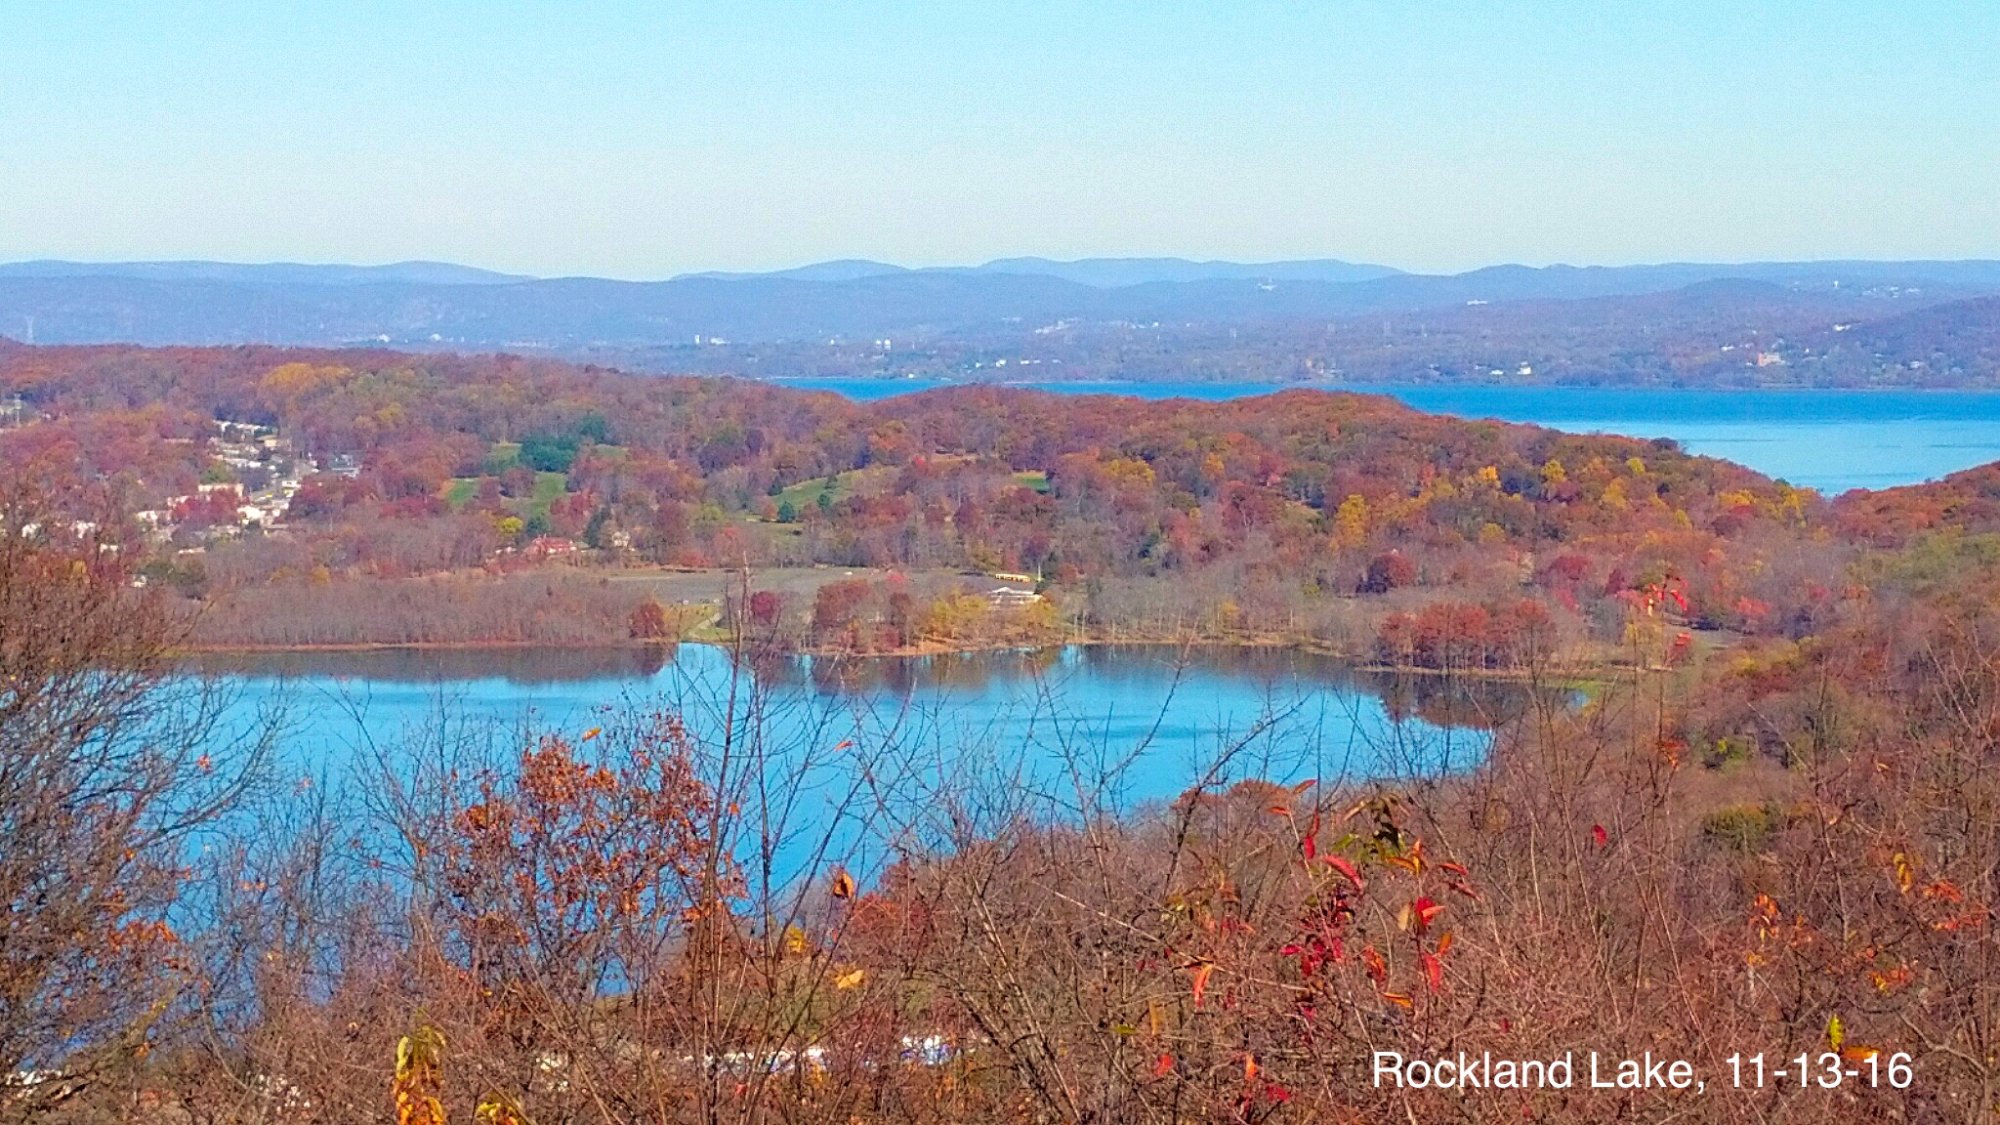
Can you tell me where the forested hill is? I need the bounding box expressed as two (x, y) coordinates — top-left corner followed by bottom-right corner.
(0, 340), (1904, 653)
(2, 257), (1999, 386)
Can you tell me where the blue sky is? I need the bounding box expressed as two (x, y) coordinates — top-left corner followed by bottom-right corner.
(1, 1), (1994, 278)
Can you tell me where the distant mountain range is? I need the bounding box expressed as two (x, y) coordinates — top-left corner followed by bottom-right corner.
(677, 257), (1405, 287)
(0, 259), (527, 287)
(0, 256), (1996, 385)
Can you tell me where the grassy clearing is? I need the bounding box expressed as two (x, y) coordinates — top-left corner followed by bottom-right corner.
(440, 469), (568, 518)
(773, 467), (889, 511)
(484, 440), (522, 472)
(527, 471), (567, 520)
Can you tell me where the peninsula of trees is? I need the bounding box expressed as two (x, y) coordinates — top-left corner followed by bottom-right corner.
(0, 341), (1857, 660)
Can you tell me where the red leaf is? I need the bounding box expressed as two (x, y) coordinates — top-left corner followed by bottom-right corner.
(1420, 951), (1444, 992)
(1322, 854), (1366, 891)
(1151, 1052), (1174, 1079)
(1411, 896), (1443, 934)
(1189, 961), (1217, 1008)
(1591, 824), (1609, 849)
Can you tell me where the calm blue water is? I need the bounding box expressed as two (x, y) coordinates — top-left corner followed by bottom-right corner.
(198, 645), (1504, 887)
(776, 379), (2000, 494)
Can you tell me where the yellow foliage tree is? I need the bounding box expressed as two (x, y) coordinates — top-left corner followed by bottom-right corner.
(1333, 494), (1369, 550)
(394, 1024), (533, 1125)
(392, 1025), (447, 1125)
(920, 592), (990, 644)
(1199, 452), (1226, 488)
(1103, 456), (1157, 489)
(1601, 477), (1630, 512)
(259, 362), (352, 416)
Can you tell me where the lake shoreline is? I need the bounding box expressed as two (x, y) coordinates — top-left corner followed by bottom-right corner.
(178, 633), (1618, 685)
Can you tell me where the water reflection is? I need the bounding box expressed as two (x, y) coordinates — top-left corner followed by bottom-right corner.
(191, 643), (680, 684)
(190, 643), (1546, 891)
(189, 643), (1539, 735)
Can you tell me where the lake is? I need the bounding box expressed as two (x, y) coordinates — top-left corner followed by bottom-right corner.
(775, 379), (2000, 494)
(187, 378), (1995, 882)
(194, 644), (1514, 886)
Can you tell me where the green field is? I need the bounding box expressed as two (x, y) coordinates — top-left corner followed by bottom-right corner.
(526, 471), (567, 520)
(770, 465), (1043, 515)
(441, 469), (569, 519)
(773, 468), (882, 513)
(484, 441), (522, 472)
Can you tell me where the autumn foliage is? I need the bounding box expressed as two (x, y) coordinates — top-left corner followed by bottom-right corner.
(10, 344), (2000, 1122)
(0, 343), (1833, 657)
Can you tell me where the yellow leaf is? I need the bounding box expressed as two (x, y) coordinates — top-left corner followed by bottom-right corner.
(834, 968), (865, 990)
(1827, 1014), (1844, 1052)
(475, 1090), (531, 1125)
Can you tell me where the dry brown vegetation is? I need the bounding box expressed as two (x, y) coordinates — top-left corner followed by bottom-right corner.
(7, 339), (2000, 1122)
(7, 472), (2000, 1125)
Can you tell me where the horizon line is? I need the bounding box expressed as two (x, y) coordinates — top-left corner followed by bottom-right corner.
(5, 252), (2000, 286)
